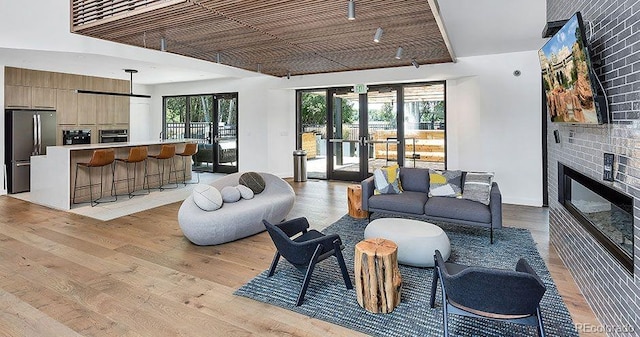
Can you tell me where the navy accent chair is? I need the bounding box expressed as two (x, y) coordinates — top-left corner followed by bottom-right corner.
(263, 217), (353, 306)
(430, 250), (547, 337)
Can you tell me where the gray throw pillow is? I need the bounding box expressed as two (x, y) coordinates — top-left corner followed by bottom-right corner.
(462, 172), (494, 205)
(221, 186), (241, 203)
(236, 184), (254, 199)
(239, 172), (266, 194)
(192, 184), (223, 211)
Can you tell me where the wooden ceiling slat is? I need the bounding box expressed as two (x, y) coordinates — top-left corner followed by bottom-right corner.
(72, 0), (453, 76)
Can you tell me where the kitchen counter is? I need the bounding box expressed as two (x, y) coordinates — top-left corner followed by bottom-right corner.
(30, 139), (197, 210)
(51, 138), (199, 151)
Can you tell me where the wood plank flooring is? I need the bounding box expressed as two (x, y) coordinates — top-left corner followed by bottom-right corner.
(0, 179), (603, 336)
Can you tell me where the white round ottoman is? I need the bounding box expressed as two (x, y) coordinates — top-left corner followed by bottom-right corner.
(364, 218), (451, 267)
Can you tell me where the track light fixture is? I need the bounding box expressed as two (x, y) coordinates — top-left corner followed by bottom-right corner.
(257, 63), (262, 73)
(347, 0), (355, 20)
(395, 47), (403, 60)
(411, 59), (420, 68)
(160, 37), (167, 51)
(216, 52), (221, 63)
(373, 27), (383, 43)
(287, 71), (291, 79)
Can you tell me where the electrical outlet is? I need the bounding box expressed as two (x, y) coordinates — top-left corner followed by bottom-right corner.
(603, 153), (614, 181)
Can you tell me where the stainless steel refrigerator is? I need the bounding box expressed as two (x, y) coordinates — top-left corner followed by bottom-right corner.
(5, 110), (57, 193)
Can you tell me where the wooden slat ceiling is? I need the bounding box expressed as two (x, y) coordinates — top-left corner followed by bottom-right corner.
(72, 0), (453, 77)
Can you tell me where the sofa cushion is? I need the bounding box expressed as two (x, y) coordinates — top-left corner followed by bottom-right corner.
(192, 184), (223, 211)
(236, 184), (254, 199)
(424, 196), (491, 224)
(462, 172), (494, 205)
(373, 164), (402, 194)
(399, 167), (430, 193)
(239, 172), (266, 194)
(369, 191), (428, 215)
(428, 169), (462, 197)
(221, 186), (241, 203)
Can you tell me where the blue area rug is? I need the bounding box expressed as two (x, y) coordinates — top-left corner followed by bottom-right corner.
(235, 214), (578, 336)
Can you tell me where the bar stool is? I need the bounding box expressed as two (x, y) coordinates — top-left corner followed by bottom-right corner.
(148, 144), (178, 190)
(176, 143), (199, 185)
(73, 149), (117, 207)
(115, 146), (150, 198)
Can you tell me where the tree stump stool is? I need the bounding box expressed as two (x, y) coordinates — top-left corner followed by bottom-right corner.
(347, 185), (368, 219)
(354, 238), (402, 313)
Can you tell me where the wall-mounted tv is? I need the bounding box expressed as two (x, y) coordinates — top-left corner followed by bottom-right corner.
(538, 12), (608, 124)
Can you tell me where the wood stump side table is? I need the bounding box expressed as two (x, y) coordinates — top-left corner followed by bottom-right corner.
(354, 238), (402, 313)
(347, 185), (368, 219)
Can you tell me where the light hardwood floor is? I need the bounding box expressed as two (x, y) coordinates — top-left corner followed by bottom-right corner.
(0, 179), (603, 336)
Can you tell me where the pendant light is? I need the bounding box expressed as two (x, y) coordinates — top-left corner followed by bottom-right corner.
(77, 69), (151, 98)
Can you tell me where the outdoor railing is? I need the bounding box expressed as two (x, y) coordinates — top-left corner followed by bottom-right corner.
(166, 122), (236, 143)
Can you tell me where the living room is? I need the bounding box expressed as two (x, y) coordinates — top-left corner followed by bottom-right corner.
(1, 0), (638, 336)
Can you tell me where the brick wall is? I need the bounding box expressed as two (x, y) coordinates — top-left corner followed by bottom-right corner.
(547, 0), (640, 335)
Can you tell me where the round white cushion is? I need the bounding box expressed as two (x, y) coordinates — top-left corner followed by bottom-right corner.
(364, 218), (451, 267)
(192, 184), (223, 211)
(236, 184), (254, 199)
(221, 186), (241, 203)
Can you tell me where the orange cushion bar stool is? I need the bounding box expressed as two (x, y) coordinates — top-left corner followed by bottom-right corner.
(115, 146), (151, 198)
(147, 144), (178, 191)
(176, 143), (199, 185)
(72, 149), (117, 207)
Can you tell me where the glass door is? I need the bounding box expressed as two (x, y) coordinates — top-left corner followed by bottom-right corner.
(163, 93), (238, 174)
(366, 86), (400, 175)
(296, 82), (445, 182)
(328, 88), (362, 181)
(299, 90), (328, 179)
(214, 93), (238, 173)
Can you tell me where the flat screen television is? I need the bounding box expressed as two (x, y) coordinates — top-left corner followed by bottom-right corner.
(539, 12), (608, 124)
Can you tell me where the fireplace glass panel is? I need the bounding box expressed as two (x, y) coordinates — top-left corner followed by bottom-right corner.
(568, 178), (633, 258)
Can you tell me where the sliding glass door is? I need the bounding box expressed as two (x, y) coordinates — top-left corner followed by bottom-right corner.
(163, 93), (238, 174)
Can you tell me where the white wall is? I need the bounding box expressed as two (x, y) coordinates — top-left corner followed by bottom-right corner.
(0, 0), (543, 205)
(150, 51), (543, 206)
(150, 77), (296, 176)
(129, 84), (153, 142)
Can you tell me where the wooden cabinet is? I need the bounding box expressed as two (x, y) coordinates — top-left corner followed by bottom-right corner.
(57, 89), (78, 125)
(77, 94), (97, 125)
(32, 87), (57, 109)
(114, 97), (130, 124)
(5, 85), (32, 108)
(5, 67), (129, 133)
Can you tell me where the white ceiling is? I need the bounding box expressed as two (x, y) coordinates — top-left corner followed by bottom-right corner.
(437, 0), (547, 58)
(2, 0), (548, 85)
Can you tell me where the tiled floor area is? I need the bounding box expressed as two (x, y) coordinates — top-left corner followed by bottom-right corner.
(10, 172), (225, 221)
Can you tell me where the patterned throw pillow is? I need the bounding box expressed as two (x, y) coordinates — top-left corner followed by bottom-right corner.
(428, 169), (462, 197)
(462, 172), (494, 205)
(373, 164), (403, 194)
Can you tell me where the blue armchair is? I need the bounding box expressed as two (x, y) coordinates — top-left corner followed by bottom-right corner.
(430, 250), (547, 336)
(263, 217), (353, 306)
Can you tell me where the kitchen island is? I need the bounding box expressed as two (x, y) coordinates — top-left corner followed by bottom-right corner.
(30, 139), (197, 210)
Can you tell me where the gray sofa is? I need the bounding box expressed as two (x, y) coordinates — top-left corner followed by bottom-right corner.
(361, 167), (502, 243)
